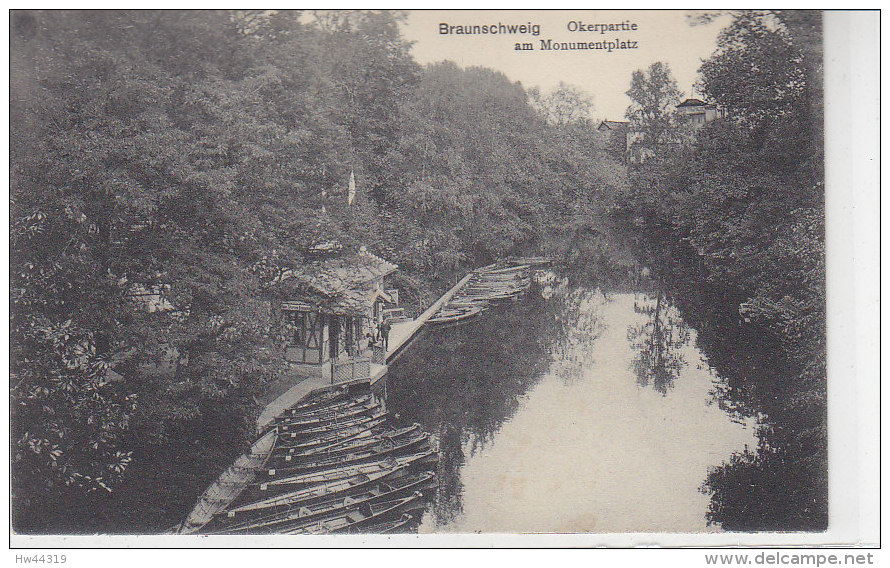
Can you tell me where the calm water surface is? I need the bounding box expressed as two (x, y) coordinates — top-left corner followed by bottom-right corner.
(385, 285), (755, 533)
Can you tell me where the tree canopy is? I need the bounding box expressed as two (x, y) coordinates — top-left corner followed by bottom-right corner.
(624, 61), (683, 151)
(10, 10), (625, 532)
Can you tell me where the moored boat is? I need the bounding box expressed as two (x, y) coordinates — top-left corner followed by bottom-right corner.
(428, 306), (483, 325)
(210, 471), (436, 534)
(275, 403), (382, 432)
(281, 394), (373, 419)
(219, 465), (415, 523)
(271, 416), (388, 453)
(264, 433), (430, 476)
(360, 513), (418, 534)
(285, 492), (425, 535)
(178, 428), (277, 534)
(271, 423), (422, 464)
(475, 264), (529, 275)
(285, 385), (350, 414)
(277, 411), (388, 441)
(255, 450), (437, 493)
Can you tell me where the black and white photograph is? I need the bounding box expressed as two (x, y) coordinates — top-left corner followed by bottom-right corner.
(7, 8), (879, 551)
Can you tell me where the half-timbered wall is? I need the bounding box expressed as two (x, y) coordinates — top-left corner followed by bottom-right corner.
(283, 310), (329, 364)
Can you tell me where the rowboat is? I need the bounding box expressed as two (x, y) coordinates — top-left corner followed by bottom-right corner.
(272, 424), (422, 464)
(177, 429), (277, 534)
(276, 410), (388, 441)
(447, 299), (490, 308)
(360, 513), (418, 534)
(271, 417), (388, 453)
(475, 264), (529, 275)
(210, 471), (436, 534)
(275, 403), (382, 432)
(472, 275), (530, 285)
(464, 279), (527, 289)
(286, 492), (426, 535)
(281, 394), (373, 420)
(264, 433), (430, 476)
(465, 283), (524, 293)
(285, 386), (350, 414)
(428, 306), (483, 325)
(458, 282), (526, 293)
(255, 450), (437, 493)
(219, 464), (417, 522)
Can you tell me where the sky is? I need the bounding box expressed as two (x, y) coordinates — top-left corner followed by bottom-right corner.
(401, 10), (730, 121)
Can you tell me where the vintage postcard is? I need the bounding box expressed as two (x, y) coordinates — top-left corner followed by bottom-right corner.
(8, 9), (879, 551)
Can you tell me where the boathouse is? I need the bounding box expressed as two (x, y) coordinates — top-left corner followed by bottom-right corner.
(278, 248), (398, 384)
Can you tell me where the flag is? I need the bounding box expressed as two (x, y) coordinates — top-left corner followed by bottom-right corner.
(347, 170), (356, 205)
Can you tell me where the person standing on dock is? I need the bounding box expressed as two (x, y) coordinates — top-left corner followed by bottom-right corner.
(380, 318), (391, 350)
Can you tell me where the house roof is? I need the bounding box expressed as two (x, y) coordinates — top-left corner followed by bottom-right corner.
(677, 98), (709, 108)
(280, 249), (398, 316)
(597, 120), (629, 131)
(322, 249), (398, 284)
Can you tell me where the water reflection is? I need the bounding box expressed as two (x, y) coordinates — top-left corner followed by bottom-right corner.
(386, 287), (755, 533)
(627, 292), (691, 395)
(385, 289), (575, 525)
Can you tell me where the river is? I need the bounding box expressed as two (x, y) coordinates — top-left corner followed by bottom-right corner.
(384, 282), (756, 533)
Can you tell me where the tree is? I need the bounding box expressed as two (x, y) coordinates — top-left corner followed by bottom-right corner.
(698, 13), (807, 133)
(529, 82), (594, 127)
(305, 10), (421, 202)
(624, 62), (683, 152)
(10, 10), (282, 532)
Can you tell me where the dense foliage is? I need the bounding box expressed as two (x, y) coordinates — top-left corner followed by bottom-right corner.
(615, 10), (826, 530)
(625, 61), (683, 152)
(10, 10), (625, 532)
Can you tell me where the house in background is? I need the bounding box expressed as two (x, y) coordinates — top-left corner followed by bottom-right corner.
(594, 120), (630, 162)
(675, 98), (724, 129)
(595, 120), (651, 164)
(278, 248), (398, 384)
(596, 98), (724, 164)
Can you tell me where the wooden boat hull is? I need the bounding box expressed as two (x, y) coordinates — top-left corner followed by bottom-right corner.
(287, 493), (425, 535)
(264, 434), (430, 476)
(271, 417), (388, 453)
(361, 513), (418, 534)
(275, 404), (382, 431)
(428, 306), (483, 325)
(271, 424), (423, 465)
(255, 450), (437, 494)
(277, 411), (388, 441)
(286, 386), (350, 414)
(475, 264), (529, 275)
(211, 472), (436, 534)
(281, 394), (373, 419)
(178, 429), (277, 534)
(219, 464), (422, 523)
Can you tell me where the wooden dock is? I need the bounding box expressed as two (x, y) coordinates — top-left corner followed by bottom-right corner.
(385, 272), (475, 363)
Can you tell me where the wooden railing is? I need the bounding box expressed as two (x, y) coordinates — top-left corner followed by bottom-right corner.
(331, 355), (372, 384)
(371, 344), (387, 365)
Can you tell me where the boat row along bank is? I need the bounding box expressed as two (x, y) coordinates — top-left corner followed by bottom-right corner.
(175, 380), (439, 535)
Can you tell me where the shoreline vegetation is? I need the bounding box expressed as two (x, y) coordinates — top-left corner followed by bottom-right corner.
(10, 10), (825, 533)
